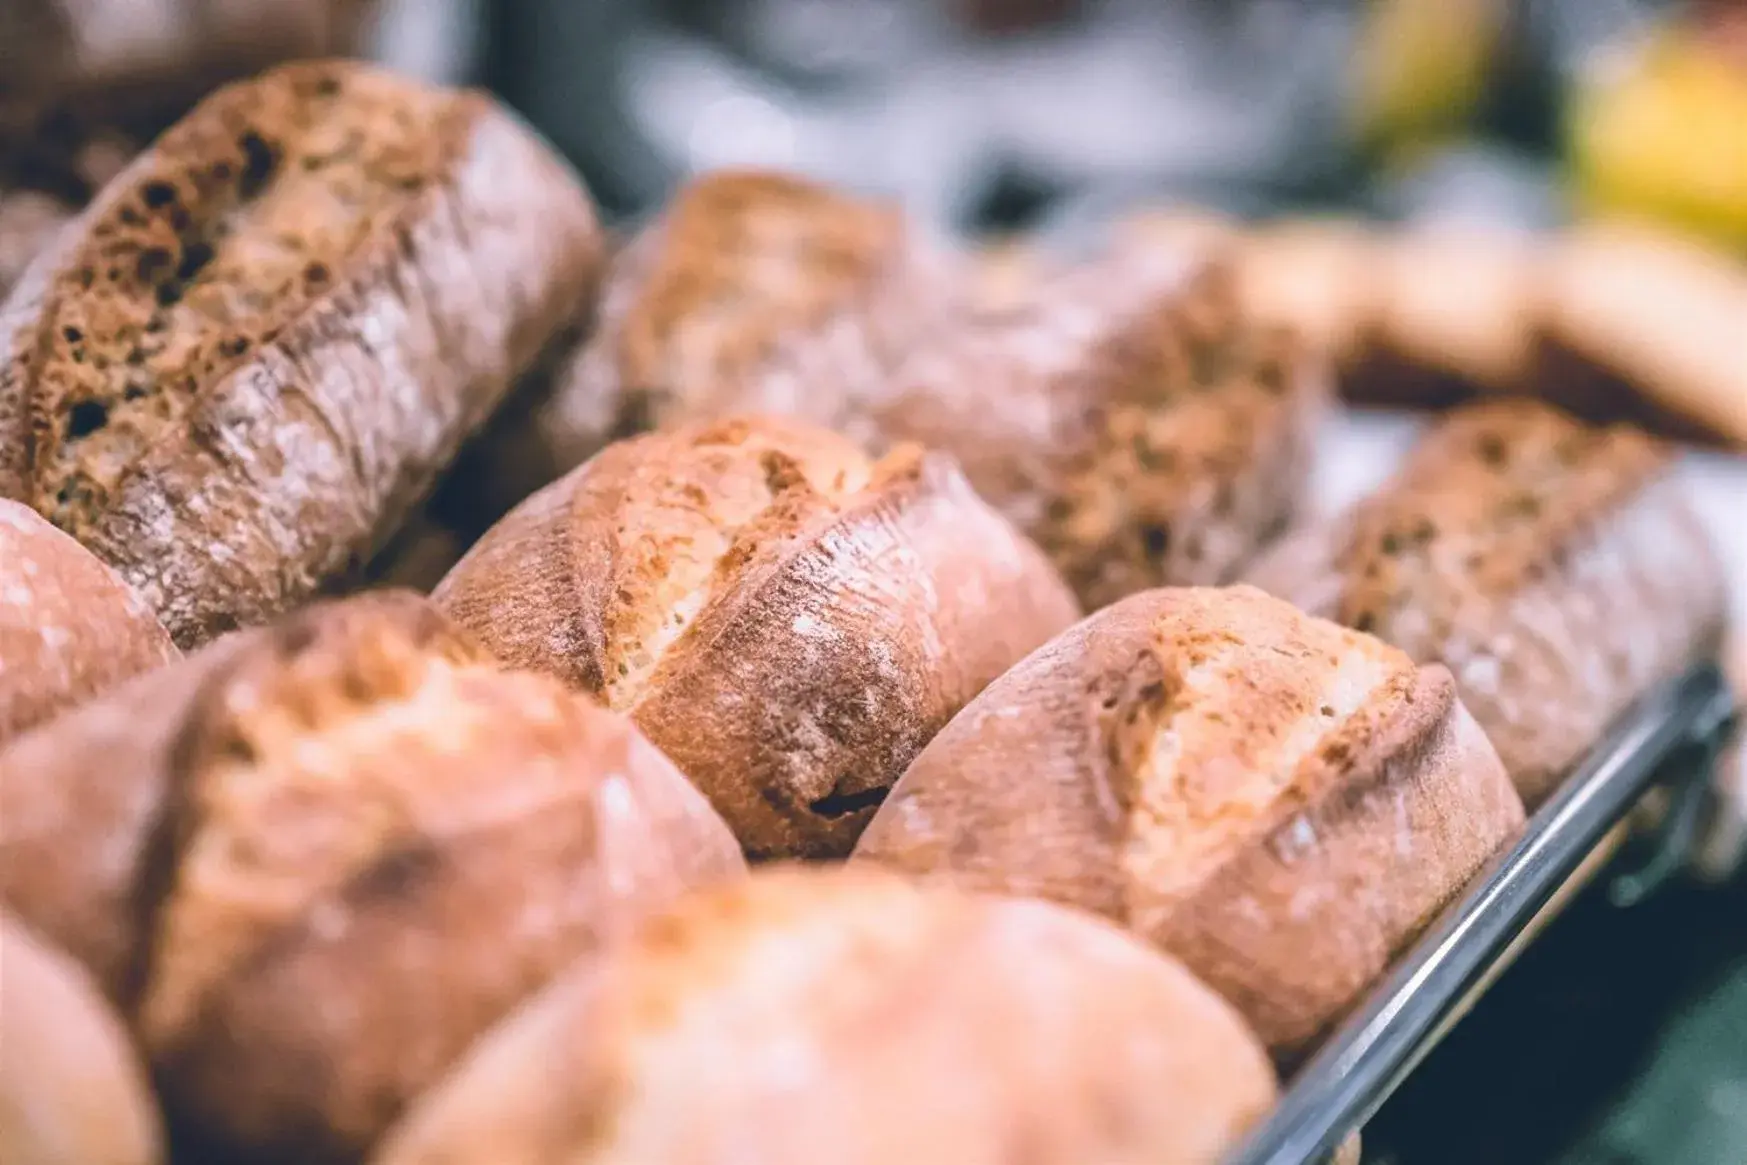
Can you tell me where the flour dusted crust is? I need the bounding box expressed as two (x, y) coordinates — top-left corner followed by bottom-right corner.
(432, 415), (1081, 859)
(1245, 399), (1727, 806)
(372, 867), (1278, 1165)
(854, 585), (1524, 1058)
(0, 60), (604, 648)
(0, 590), (744, 1164)
(0, 498), (176, 742)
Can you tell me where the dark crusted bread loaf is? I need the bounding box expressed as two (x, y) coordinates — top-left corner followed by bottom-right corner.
(854, 585), (1525, 1059)
(0, 60), (604, 648)
(432, 415), (1082, 860)
(0, 498), (176, 742)
(372, 866), (1278, 1165)
(0, 590), (744, 1164)
(0, 910), (163, 1165)
(1244, 399), (1728, 806)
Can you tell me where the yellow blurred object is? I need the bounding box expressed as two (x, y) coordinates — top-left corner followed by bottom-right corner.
(1350, 0), (1508, 157)
(1570, 28), (1747, 251)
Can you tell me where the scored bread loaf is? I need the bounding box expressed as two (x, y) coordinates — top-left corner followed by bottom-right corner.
(1244, 398), (1728, 806)
(0, 59), (604, 648)
(854, 584), (1526, 1059)
(0, 590), (745, 1164)
(432, 415), (1081, 860)
(0, 498), (176, 742)
(0, 910), (163, 1165)
(371, 866), (1278, 1165)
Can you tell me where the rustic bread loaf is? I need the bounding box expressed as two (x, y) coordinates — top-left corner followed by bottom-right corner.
(854, 584), (1525, 1059)
(1244, 399), (1728, 807)
(0, 59), (605, 648)
(0, 498), (176, 741)
(0, 910), (163, 1165)
(432, 415), (1081, 860)
(0, 589), (745, 1164)
(372, 866), (1277, 1165)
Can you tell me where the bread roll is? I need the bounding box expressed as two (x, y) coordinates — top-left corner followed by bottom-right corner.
(0, 60), (604, 647)
(0, 498), (175, 742)
(432, 415), (1080, 859)
(0, 590), (744, 1163)
(1244, 399), (1728, 806)
(372, 866), (1278, 1165)
(0, 910), (163, 1165)
(855, 584), (1525, 1059)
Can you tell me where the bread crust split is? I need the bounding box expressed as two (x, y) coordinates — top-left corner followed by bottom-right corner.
(0, 497), (177, 743)
(854, 584), (1525, 1059)
(0, 910), (164, 1165)
(0, 589), (745, 1164)
(370, 866), (1278, 1165)
(1244, 398), (1729, 806)
(433, 414), (1082, 861)
(0, 59), (605, 648)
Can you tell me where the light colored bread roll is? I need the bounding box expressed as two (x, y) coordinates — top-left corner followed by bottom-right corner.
(1245, 399), (1728, 806)
(432, 415), (1081, 860)
(372, 866), (1278, 1165)
(0, 590), (744, 1163)
(0, 910), (163, 1165)
(0, 498), (176, 742)
(855, 584), (1525, 1059)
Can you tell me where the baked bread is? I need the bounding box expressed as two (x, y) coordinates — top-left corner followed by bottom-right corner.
(0, 498), (176, 742)
(432, 415), (1081, 860)
(0, 910), (163, 1165)
(872, 248), (1326, 608)
(0, 59), (605, 647)
(0, 590), (745, 1163)
(371, 866), (1278, 1165)
(1244, 399), (1728, 807)
(854, 584), (1525, 1059)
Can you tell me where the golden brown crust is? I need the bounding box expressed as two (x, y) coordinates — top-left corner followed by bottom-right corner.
(0, 590), (746, 1164)
(0, 910), (164, 1165)
(1244, 399), (1728, 805)
(0, 498), (177, 742)
(433, 415), (1082, 859)
(854, 585), (1524, 1058)
(0, 60), (605, 647)
(371, 866), (1278, 1165)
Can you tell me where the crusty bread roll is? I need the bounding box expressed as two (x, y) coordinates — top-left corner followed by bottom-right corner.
(855, 584), (1525, 1059)
(0, 910), (163, 1165)
(0, 60), (604, 648)
(0, 590), (745, 1164)
(0, 498), (175, 742)
(432, 415), (1080, 860)
(1245, 399), (1728, 807)
(372, 866), (1278, 1165)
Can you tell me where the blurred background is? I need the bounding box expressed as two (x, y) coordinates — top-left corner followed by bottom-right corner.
(3, 1), (1746, 1162)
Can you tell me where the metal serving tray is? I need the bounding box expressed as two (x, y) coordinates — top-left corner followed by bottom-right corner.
(1225, 657), (1741, 1165)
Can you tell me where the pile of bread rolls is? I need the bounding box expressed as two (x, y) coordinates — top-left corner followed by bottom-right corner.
(0, 55), (1734, 1165)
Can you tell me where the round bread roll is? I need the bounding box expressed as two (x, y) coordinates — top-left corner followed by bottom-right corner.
(0, 910), (162, 1165)
(0, 498), (176, 743)
(855, 584), (1526, 1060)
(372, 866), (1278, 1165)
(431, 415), (1081, 860)
(0, 590), (746, 1164)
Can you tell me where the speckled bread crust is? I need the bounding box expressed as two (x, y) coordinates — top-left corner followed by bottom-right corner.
(531, 168), (954, 472)
(0, 910), (163, 1165)
(431, 415), (1082, 860)
(0, 498), (176, 742)
(854, 585), (1525, 1059)
(1243, 399), (1728, 807)
(872, 249), (1325, 610)
(0, 60), (605, 648)
(0, 590), (746, 1164)
(371, 866), (1278, 1165)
